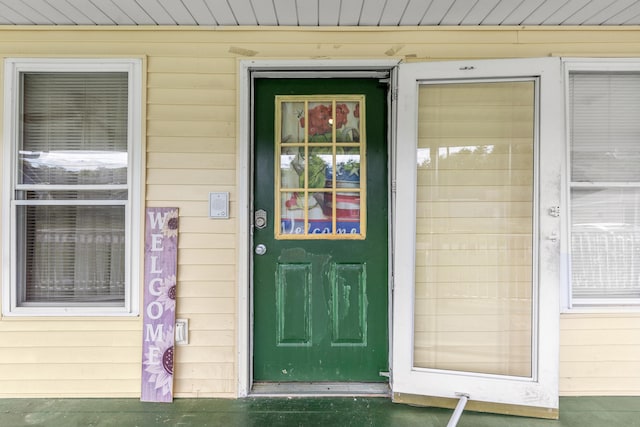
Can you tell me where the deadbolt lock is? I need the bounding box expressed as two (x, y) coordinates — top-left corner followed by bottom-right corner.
(255, 209), (267, 229)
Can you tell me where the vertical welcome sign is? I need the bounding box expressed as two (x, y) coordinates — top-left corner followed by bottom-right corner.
(141, 207), (179, 402)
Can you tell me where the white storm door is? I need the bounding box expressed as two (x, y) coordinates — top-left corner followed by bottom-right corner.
(392, 58), (563, 414)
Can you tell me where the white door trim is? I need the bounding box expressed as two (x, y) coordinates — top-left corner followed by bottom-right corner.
(237, 59), (400, 397)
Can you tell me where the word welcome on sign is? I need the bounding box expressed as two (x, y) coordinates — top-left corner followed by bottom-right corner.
(141, 207), (179, 403)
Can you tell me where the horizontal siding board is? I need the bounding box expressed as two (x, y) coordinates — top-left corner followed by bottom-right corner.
(0, 27), (637, 47)
(147, 153), (235, 169)
(174, 346), (235, 363)
(146, 188), (236, 205)
(561, 329), (640, 345)
(178, 248), (235, 264)
(561, 345), (640, 362)
(516, 29), (640, 43)
(178, 297), (235, 314)
(0, 27), (516, 43)
(147, 201), (209, 217)
(560, 361), (640, 378)
(0, 27), (517, 43)
(147, 56), (236, 73)
(0, 320), (140, 332)
(147, 169), (235, 185)
(145, 205), (235, 222)
(173, 378), (235, 394)
(148, 88), (235, 106)
(560, 377), (640, 394)
(177, 283), (236, 298)
(2, 332), (141, 347)
(0, 347), (139, 364)
(147, 136), (236, 153)
(189, 330), (234, 347)
(0, 41), (525, 59)
(221, 43), (522, 58)
(147, 201), (237, 218)
(180, 313), (236, 330)
(147, 104), (235, 122)
(560, 314), (640, 329)
(173, 218), (238, 233)
(174, 362), (234, 379)
(0, 363), (140, 380)
(179, 232), (236, 248)
(148, 72), (235, 90)
(178, 265), (236, 281)
(0, 380), (141, 397)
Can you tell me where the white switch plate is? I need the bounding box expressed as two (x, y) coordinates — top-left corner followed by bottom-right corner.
(209, 192), (229, 219)
(175, 318), (189, 345)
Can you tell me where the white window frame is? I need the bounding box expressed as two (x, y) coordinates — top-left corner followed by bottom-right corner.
(563, 58), (640, 312)
(2, 58), (143, 317)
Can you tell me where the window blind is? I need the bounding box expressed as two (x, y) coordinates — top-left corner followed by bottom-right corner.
(17, 72), (128, 305)
(20, 73), (128, 186)
(570, 73), (640, 182)
(569, 72), (640, 303)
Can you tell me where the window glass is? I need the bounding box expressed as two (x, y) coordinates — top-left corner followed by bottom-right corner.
(413, 81), (535, 377)
(20, 73), (128, 186)
(276, 96), (365, 239)
(16, 71), (129, 306)
(569, 72), (640, 305)
(19, 205), (126, 304)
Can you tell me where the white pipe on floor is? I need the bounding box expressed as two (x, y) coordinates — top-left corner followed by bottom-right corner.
(446, 393), (470, 427)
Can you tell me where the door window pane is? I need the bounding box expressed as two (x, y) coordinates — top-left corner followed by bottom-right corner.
(413, 81), (535, 377)
(276, 96), (366, 239)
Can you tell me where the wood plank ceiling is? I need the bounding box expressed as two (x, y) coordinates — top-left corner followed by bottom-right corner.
(1, 0), (640, 26)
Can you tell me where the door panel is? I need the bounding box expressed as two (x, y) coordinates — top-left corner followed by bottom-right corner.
(253, 78), (388, 382)
(393, 58), (562, 414)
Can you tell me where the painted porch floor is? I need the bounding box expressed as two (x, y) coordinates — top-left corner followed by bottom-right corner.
(0, 396), (639, 427)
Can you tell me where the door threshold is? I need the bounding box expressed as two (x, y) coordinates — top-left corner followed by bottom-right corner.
(250, 382), (390, 397)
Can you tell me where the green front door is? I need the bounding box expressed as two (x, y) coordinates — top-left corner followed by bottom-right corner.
(253, 78), (388, 382)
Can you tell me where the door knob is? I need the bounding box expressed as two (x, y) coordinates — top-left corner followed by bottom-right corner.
(255, 244), (267, 255)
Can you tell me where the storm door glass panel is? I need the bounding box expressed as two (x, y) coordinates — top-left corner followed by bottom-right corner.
(414, 81), (535, 377)
(276, 95), (365, 239)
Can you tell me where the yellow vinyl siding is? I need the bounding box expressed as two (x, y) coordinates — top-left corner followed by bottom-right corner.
(0, 321), (142, 397)
(560, 314), (640, 396)
(0, 25), (637, 398)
